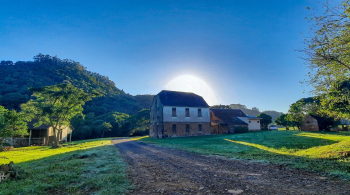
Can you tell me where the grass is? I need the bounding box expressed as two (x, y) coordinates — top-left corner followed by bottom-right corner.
(139, 131), (350, 179)
(0, 138), (131, 195)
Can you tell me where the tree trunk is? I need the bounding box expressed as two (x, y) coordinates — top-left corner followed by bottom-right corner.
(52, 127), (59, 148)
(28, 129), (32, 146)
(286, 126), (289, 130)
(69, 131), (72, 142)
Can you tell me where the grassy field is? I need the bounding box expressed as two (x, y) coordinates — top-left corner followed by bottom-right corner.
(139, 131), (350, 179)
(0, 138), (131, 195)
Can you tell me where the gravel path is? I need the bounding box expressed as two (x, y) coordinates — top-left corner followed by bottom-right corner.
(112, 138), (350, 195)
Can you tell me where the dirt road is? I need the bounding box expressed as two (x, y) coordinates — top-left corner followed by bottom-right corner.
(112, 139), (350, 195)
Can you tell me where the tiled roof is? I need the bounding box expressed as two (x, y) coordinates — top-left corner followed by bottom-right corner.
(158, 90), (209, 107)
(210, 109), (248, 125)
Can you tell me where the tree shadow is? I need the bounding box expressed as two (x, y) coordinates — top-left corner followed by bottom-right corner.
(224, 138), (350, 178)
(227, 131), (339, 150)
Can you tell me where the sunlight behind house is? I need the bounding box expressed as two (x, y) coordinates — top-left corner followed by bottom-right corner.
(164, 75), (219, 105)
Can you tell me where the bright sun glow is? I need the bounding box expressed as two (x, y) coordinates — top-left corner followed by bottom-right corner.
(164, 75), (219, 106)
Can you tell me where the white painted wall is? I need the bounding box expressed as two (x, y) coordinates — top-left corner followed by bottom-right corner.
(238, 117), (261, 130)
(163, 106), (210, 122)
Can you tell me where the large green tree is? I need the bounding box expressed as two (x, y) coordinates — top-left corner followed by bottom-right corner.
(21, 83), (99, 147)
(301, 1), (350, 94)
(0, 106), (28, 146)
(287, 97), (339, 131)
(275, 114), (292, 130)
(321, 80), (350, 120)
(257, 113), (272, 130)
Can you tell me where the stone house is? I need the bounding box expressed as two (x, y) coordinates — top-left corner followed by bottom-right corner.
(210, 109), (249, 134)
(13, 121), (72, 147)
(149, 90), (211, 138)
(300, 115), (319, 131)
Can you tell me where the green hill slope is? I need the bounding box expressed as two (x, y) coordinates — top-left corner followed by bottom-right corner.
(0, 54), (154, 115)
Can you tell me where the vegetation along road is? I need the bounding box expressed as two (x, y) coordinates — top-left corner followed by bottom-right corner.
(113, 134), (350, 195)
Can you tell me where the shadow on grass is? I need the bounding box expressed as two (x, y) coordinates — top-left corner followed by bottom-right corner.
(0, 143), (131, 195)
(139, 131), (350, 179)
(224, 138), (350, 179)
(233, 131), (338, 150)
(0, 138), (114, 165)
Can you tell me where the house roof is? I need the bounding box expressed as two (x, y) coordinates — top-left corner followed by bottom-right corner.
(27, 121), (51, 130)
(247, 116), (261, 119)
(210, 109), (248, 125)
(157, 90), (209, 108)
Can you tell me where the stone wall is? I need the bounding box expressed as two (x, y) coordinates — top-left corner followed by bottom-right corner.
(149, 123), (164, 138)
(162, 122), (211, 138)
(149, 95), (164, 138)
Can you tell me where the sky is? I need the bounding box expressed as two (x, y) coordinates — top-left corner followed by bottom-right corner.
(0, 0), (339, 113)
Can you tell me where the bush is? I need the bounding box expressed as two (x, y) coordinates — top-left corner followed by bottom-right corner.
(235, 126), (248, 133)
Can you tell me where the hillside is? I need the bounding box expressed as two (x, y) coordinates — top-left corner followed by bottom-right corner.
(0, 54), (154, 115)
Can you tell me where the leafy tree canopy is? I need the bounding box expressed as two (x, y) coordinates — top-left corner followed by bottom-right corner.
(21, 83), (98, 147)
(257, 113), (272, 130)
(301, 0), (350, 94)
(0, 106), (28, 144)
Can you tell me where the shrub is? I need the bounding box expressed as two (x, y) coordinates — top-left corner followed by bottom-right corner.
(235, 126), (248, 133)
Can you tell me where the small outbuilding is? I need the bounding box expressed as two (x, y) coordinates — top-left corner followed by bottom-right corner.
(13, 122), (72, 147)
(210, 109), (248, 134)
(238, 115), (261, 131)
(300, 115), (319, 131)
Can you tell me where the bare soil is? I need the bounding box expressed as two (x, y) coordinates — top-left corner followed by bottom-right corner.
(112, 139), (350, 195)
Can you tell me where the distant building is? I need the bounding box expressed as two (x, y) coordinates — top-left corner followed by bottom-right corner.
(238, 115), (261, 131)
(149, 90), (211, 138)
(210, 109), (249, 134)
(300, 115), (319, 131)
(13, 121), (72, 147)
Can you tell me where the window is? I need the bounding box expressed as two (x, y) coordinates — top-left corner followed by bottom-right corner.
(172, 108), (176, 117)
(198, 124), (202, 132)
(185, 108), (190, 117)
(186, 124), (190, 133)
(249, 121), (251, 123)
(198, 109), (202, 117)
(172, 124), (176, 134)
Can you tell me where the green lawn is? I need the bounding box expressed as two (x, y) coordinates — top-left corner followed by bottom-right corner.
(0, 138), (131, 195)
(139, 131), (350, 179)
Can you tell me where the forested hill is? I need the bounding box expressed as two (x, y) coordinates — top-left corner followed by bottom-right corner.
(0, 54), (154, 115)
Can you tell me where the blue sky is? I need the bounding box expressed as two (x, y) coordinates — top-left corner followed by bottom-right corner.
(0, 0), (337, 113)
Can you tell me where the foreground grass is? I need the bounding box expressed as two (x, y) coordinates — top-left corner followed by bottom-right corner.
(140, 131), (350, 179)
(0, 138), (131, 195)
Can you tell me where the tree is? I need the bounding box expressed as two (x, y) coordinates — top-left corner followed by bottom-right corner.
(301, 1), (350, 94)
(21, 83), (99, 147)
(257, 113), (272, 130)
(129, 109), (150, 136)
(287, 97), (339, 131)
(321, 80), (350, 120)
(0, 106), (28, 146)
(93, 121), (112, 138)
(275, 114), (291, 130)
